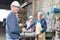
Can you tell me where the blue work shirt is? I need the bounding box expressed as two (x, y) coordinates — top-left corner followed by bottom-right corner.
(6, 12), (22, 39)
(27, 19), (47, 33)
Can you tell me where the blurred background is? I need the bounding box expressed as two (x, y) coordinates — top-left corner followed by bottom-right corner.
(0, 0), (60, 40)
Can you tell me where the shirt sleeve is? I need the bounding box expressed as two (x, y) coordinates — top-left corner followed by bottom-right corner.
(26, 20), (36, 30)
(41, 20), (47, 33)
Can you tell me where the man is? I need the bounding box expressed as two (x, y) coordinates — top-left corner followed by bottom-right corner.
(27, 12), (47, 40)
(6, 1), (22, 40)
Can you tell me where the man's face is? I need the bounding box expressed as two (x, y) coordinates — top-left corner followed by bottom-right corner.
(38, 13), (43, 19)
(29, 18), (33, 22)
(11, 6), (19, 14)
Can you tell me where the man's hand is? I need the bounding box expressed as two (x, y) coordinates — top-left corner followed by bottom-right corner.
(22, 28), (27, 32)
(18, 23), (23, 28)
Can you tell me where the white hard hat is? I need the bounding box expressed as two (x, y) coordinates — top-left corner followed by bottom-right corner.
(11, 1), (20, 7)
(38, 12), (43, 15)
(29, 16), (33, 18)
